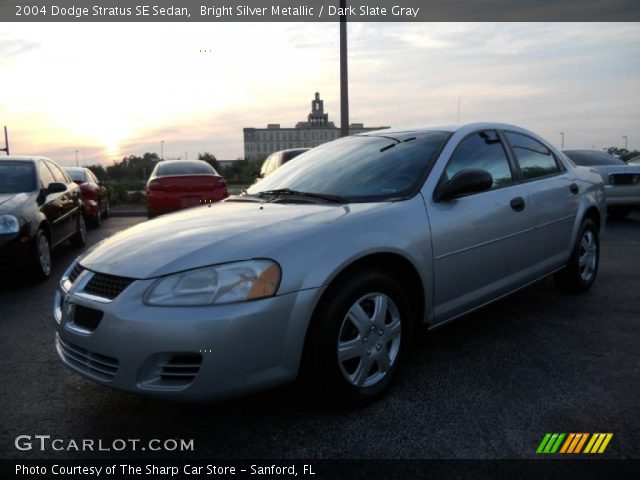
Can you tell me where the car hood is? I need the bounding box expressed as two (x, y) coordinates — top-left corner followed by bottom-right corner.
(0, 192), (36, 215)
(79, 200), (352, 279)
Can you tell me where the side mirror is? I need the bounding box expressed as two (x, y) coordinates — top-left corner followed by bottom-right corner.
(434, 168), (493, 202)
(46, 182), (67, 194)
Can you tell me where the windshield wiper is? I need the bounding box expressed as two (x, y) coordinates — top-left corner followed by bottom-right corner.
(256, 188), (347, 203)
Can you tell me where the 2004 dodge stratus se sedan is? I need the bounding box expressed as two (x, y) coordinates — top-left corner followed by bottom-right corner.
(54, 123), (605, 403)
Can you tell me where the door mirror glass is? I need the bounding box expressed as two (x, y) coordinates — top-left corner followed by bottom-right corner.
(435, 168), (493, 201)
(46, 182), (67, 194)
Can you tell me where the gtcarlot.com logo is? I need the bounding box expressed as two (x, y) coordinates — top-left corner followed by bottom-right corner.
(536, 433), (613, 455)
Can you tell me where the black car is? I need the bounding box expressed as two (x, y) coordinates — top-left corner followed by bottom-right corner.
(257, 148), (310, 179)
(0, 156), (87, 280)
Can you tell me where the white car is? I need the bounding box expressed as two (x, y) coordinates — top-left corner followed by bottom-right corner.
(564, 150), (640, 218)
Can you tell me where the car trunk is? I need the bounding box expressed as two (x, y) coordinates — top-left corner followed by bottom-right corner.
(157, 175), (224, 192)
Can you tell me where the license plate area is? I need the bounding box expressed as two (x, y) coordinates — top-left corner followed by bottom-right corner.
(180, 196), (201, 207)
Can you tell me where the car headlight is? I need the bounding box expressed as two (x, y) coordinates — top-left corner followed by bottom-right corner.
(0, 215), (19, 234)
(144, 259), (281, 306)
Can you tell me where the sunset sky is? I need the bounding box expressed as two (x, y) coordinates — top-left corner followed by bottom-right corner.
(0, 22), (638, 166)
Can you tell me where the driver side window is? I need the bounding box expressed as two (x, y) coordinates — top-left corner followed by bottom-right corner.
(445, 130), (514, 189)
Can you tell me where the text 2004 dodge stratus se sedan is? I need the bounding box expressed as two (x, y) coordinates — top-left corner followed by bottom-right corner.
(54, 123), (605, 403)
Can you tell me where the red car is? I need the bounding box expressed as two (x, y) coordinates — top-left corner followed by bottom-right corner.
(145, 160), (229, 218)
(64, 167), (110, 227)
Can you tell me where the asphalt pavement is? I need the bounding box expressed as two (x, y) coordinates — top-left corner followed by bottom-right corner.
(1, 213), (639, 460)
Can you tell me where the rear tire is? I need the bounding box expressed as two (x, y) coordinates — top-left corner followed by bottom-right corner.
(608, 206), (632, 219)
(30, 229), (51, 281)
(69, 214), (87, 248)
(90, 205), (102, 228)
(102, 199), (110, 219)
(554, 218), (599, 293)
(301, 269), (413, 405)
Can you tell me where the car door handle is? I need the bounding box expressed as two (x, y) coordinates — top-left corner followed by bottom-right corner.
(569, 183), (579, 194)
(510, 197), (525, 212)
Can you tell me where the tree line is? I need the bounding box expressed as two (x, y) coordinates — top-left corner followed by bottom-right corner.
(86, 152), (265, 187)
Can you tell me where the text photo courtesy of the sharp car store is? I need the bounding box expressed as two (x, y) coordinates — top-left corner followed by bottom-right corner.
(1, 0), (640, 479)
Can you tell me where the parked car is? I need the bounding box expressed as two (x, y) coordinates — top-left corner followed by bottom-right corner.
(564, 149), (640, 218)
(258, 148), (310, 179)
(627, 155), (640, 166)
(1, 156), (86, 280)
(145, 160), (228, 218)
(55, 123), (604, 403)
(64, 167), (109, 227)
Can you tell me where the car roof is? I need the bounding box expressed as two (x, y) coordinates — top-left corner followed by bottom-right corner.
(359, 122), (532, 137)
(0, 155), (52, 162)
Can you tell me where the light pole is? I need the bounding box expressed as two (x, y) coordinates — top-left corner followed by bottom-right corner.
(559, 132), (565, 149)
(0, 126), (9, 155)
(339, 0), (349, 137)
(622, 136), (628, 150)
(161, 140), (164, 160)
(75, 150), (79, 167)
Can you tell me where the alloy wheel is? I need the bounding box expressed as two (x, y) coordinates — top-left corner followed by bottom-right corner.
(578, 230), (597, 282)
(38, 234), (51, 276)
(337, 293), (402, 388)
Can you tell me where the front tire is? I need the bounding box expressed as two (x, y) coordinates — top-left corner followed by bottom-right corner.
(555, 218), (599, 293)
(301, 269), (413, 404)
(69, 214), (87, 248)
(30, 229), (51, 281)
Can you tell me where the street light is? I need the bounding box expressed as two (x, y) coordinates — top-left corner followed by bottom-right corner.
(339, 0), (349, 137)
(559, 132), (565, 149)
(161, 141), (164, 160)
(622, 136), (628, 150)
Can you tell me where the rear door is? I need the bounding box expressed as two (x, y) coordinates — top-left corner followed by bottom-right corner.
(426, 130), (536, 321)
(502, 131), (578, 271)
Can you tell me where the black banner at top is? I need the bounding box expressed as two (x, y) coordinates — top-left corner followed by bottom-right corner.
(1, 0), (639, 22)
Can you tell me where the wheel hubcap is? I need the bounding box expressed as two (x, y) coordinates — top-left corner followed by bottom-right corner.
(578, 230), (597, 282)
(38, 235), (51, 275)
(337, 293), (402, 388)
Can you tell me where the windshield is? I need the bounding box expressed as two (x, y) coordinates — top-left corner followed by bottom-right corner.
(66, 169), (87, 182)
(246, 132), (451, 202)
(157, 161), (216, 176)
(628, 156), (640, 166)
(564, 150), (625, 166)
(0, 162), (37, 194)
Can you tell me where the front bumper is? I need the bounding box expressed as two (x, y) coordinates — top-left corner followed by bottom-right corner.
(0, 232), (31, 270)
(604, 184), (640, 206)
(53, 267), (322, 400)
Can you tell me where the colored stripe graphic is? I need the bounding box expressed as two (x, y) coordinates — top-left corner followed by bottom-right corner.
(538, 433), (613, 454)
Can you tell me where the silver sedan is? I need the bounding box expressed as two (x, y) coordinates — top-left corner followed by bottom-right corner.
(564, 149), (640, 218)
(54, 123), (605, 403)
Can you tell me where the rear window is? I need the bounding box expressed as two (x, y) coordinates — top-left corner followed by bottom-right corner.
(66, 169), (87, 182)
(564, 150), (625, 166)
(157, 161), (215, 176)
(0, 162), (37, 193)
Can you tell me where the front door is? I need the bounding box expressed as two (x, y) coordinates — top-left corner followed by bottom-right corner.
(426, 130), (536, 322)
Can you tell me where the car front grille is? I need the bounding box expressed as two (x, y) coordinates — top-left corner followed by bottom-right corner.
(56, 335), (119, 381)
(84, 272), (134, 300)
(68, 263), (84, 284)
(72, 305), (103, 331)
(156, 354), (202, 387)
(610, 173), (638, 185)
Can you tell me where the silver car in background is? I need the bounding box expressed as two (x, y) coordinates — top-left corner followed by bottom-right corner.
(564, 149), (640, 218)
(54, 123), (605, 404)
